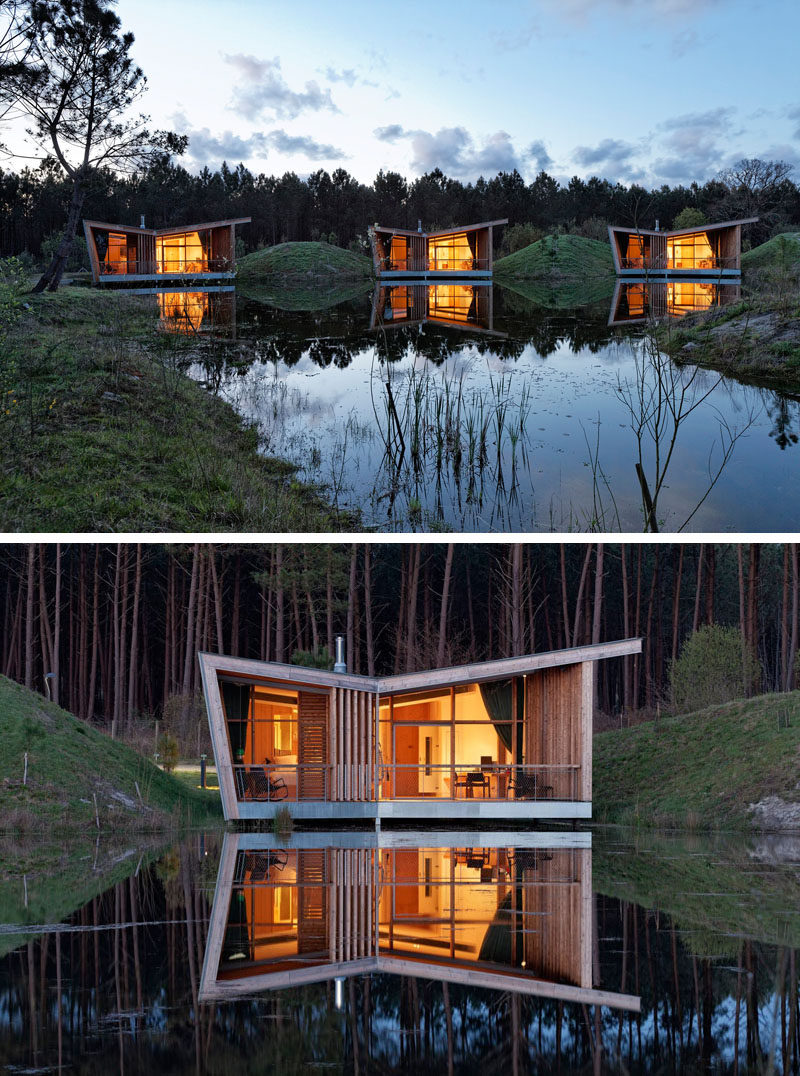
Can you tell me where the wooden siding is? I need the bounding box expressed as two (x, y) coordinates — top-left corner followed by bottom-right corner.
(330, 848), (374, 963)
(525, 663), (590, 800)
(520, 847), (590, 988)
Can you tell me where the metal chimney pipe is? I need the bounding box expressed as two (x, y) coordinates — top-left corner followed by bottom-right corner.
(417, 219), (422, 233)
(140, 214), (146, 229)
(654, 219), (660, 232)
(333, 635), (346, 673)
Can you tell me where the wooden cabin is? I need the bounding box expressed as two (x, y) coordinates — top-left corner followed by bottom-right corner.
(198, 638), (641, 824)
(82, 217), (251, 285)
(608, 279), (741, 326)
(199, 831), (641, 1011)
(608, 218), (757, 277)
(369, 220), (507, 279)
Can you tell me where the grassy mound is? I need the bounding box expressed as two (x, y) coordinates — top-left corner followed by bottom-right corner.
(494, 234), (614, 279)
(594, 692), (800, 830)
(238, 241), (373, 280)
(0, 286), (348, 531)
(742, 232), (800, 272)
(0, 675), (221, 832)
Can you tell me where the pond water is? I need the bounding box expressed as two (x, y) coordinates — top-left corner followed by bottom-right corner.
(165, 282), (800, 532)
(1, 828), (799, 1074)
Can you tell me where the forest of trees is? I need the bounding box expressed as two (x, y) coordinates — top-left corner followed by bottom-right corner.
(1, 155), (798, 266)
(0, 543), (797, 745)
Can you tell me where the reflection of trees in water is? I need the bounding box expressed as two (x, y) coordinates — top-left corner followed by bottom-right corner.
(766, 392), (800, 450)
(203, 294), (620, 375)
(2, 846), (796, 1075)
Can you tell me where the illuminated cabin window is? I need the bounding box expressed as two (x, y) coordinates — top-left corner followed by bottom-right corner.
(390, 235), (408, 270)
(157, 291), (208, 332)
(429, 233), (474, 271)
(627, 284), (645, 316)
(156, 230), (206, 273)
(387, 285), (409, 319)
(106, 233), (129, 274)
(220, 681), (299, 768)
(378, 682), (512, 799)
(667, 232), (714, 270)
(428, 284), (474, 323)
(624, 235), (645, 268)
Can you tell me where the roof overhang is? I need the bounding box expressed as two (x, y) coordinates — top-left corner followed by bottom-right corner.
(198, 638), (642, 695)
(371, 219), (508, 239)
(609, 217), (758, 239)
(83, 217), (251, 237)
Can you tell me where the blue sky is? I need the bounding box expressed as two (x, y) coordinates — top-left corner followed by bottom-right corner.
(91, 0), (800, 186)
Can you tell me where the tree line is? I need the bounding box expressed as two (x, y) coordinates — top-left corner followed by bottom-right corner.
(0, 543), (796, 741)
(1, 155), (798, 268)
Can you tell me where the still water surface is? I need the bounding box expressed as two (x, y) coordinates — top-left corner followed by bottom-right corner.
(1, 828), (799, 1073)
(167, 283), (800, 531)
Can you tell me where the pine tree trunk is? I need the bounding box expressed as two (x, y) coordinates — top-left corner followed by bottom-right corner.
(32, 173), (87, 293)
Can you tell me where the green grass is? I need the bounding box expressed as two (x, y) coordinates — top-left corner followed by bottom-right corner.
(494, 234), (615, 279)
(0, 286), (350, 531)
(741, 231), (800, 272)
(237, 241), (373, 280)
(594, 692), (800, 830)
(0, 674), (222, 832)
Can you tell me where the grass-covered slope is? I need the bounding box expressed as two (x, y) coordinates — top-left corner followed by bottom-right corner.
(742, 232), (800, 272)
(238, 241), (373, 280)
(494, 234), (615, 279)
(594, 692), (800, 830)
(0, 675), (221, 831)
(0, 287), (346, 531)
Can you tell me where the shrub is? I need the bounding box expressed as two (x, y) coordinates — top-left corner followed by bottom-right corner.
(670, 624), (760, 714)
(157, 732), (179, 773)
(499, 222), (544, 257)
(673, 207), (707, 230)
(40, 230), (89, 273)
(162, 691), (210, 756)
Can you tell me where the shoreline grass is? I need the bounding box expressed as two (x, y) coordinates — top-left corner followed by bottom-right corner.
(594, 691), (800, 831)
(0, 675), (223, 833)
(0, 285), (350, 531)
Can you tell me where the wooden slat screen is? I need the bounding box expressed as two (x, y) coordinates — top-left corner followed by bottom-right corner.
(330, 688), (376, 802)
(298, 691), (329, 800)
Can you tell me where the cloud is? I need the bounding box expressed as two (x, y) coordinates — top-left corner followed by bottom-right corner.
(225, 54), (339, 121)
(649, 107), (738, 181)
(374, 124), (406, 143)
(267, 129), (347, 160)
(572, 137), (645, 179)
(176, 117), (271, 166)
(375, 124), (524, 179)
(525, 139), (554, 173)
(788, 105), (800, 140)
(323, 66), (357, 87)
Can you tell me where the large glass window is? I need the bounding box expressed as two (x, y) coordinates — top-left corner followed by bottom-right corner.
(220, 679), (300, 799)
(156, 230), (206, 273)
(378, 681), (518, 799)
(667, 231), (714, 270)
(428, 232), (474, 271)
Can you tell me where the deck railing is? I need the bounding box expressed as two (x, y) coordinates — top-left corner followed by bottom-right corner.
(620, 255), (737, 271)
(99, 257), (233, 276)
(379, 257), (490, 273)
(231, 762), (580, 803)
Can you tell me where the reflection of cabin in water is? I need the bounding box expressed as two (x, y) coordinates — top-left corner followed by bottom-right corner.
(83, 217), (251, 285)
(608, 279), (741, 326)
(369, 282), (500, 334)
(156, 289), (237, 336)
(198, 638), (641, 824)
(608, 218), (757, 277)
(199, 832), (641, 1012)
(369, 220), (507, 279)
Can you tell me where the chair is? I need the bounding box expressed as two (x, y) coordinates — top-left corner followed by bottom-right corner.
(507, 770), (553, 800)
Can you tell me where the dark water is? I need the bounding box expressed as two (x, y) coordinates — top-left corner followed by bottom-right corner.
(1, 828), (799, 1073)
(167, 282), (800, 532)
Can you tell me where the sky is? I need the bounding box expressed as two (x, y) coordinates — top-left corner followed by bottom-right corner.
(15, 0), (800, 188)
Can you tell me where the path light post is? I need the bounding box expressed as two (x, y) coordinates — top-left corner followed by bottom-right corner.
(200, 754), (207, 789)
